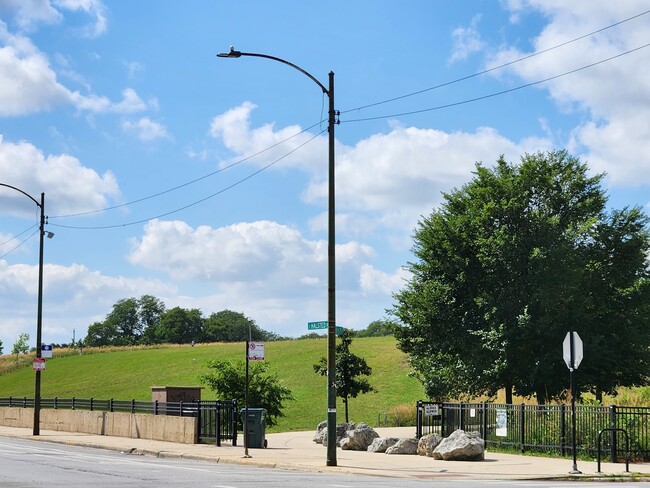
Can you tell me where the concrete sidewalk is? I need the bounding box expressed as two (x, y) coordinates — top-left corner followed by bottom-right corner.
(0, 425), (648, 481)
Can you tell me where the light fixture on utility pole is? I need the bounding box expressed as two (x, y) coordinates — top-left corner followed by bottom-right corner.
(217, 47), (339, 466)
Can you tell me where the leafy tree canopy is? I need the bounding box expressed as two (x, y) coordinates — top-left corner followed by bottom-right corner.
(392, 150), (650, 404)
(199, 359), (294, 427)
(314, 330), (376, 422)
(12, 333), (30, 355)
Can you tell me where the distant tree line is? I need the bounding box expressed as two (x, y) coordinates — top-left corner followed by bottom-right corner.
(83, 296), (283, 347)
(82, 296), (397, 348)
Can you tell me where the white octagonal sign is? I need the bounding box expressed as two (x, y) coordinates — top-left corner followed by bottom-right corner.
(563, 331), (583, 370)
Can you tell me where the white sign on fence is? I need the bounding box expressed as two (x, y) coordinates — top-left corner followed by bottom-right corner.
(496, 408), (508, 437)
(424, 404), (439, 416)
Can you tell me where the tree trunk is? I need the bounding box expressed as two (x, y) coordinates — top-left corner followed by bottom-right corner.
(505, 383), (513, 405)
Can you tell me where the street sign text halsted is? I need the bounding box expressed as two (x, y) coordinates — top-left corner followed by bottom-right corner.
(307, 321), (328, 330)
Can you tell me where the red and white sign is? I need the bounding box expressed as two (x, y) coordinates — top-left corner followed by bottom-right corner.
(33, 358), (46, 371)
(248, 342), (265, 361)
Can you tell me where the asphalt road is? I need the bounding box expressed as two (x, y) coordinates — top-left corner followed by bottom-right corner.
(0, 437), (647, 488)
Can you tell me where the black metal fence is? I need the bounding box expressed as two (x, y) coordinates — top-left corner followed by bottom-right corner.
(416, 401), (650, 461)
(0, 396), (238, 445)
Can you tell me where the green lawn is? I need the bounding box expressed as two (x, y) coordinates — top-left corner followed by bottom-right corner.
(0, 337), (424, 432)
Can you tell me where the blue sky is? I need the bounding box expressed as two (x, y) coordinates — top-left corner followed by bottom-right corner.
(1, 1), (649, 351)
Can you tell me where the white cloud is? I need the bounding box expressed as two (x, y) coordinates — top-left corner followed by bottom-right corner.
(0, 23), (150, 117)
(53, 0), (108, 38)
(449, 14), (485, 63)
(0, 0), (62, 31)
(209, 101), (326, 171)
(0, 135), (121, 216)
(0, 260), (175, 349)
(122, 116), (171, 142)
(494, 2), (650, 185)
(359, 264), (410, 296)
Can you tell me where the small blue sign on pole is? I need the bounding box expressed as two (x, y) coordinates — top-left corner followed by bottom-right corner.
(41, 344), (53, 358)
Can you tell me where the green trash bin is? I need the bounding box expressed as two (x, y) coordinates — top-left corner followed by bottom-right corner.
(241, 408), (268, 448)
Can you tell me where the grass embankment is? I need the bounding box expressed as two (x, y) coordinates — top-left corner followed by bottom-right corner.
(0, 337), (423, 432)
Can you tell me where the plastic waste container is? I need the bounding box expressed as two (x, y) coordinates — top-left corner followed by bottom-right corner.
(241, 408), (267, 448)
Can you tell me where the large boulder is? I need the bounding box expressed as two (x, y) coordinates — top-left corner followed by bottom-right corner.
(385, 438), (418, 455)
(417, 433), (443, 457)
(432, 429), (484, 461)
(340, 426), (379, 451)
(313, 421), (358, 446)
(367, 437), (400, 453)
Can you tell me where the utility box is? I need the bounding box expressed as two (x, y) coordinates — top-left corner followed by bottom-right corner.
(241, 408), (267, 448)
(151, 386), (203, 415)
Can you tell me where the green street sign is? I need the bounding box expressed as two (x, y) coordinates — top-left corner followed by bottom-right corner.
(308, 321), (344, 336)
(307, 321), (328, 330)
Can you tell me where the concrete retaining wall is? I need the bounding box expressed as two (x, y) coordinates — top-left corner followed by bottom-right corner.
(0, 407), (198, 444)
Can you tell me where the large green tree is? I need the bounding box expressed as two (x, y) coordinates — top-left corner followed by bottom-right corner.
(155, 307), (203, 344)
(393, 150), (650, 404)
(313, 330), (376, 422)
(85, 295), (165, 346)
(202, 310), (268, 343)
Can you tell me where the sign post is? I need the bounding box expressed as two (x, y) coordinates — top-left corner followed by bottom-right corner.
(563, 331), (583, 475)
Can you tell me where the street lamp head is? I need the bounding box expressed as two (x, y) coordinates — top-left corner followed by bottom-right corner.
(217, 46), (242, 58)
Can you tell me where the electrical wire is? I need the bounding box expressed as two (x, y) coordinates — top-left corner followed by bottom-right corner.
(0, 224), (37, 247)
(0, 228), (39, 259)
(49, 120), (325, 220)
(341, 9), (650, 115)
(342, 42), (650, 123)
(49, 129), (326, 230)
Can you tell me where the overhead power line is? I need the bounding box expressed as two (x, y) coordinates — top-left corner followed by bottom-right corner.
(341, 9), (650, 115)
(49, 129), (326, 230)
(49, 120), (324, 220)
(0, 228), (39, 259)
(342, 42), (650, 123)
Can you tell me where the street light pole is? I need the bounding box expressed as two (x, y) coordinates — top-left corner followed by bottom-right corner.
(217, 47), (339, 466)
(0, 184), (46, 436)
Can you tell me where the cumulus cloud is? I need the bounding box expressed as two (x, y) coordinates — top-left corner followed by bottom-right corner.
(0, 259), (175, 349)
(1, 0), (108, 37)
(359, 264), (410, 296)
(122, 117), (171, 142)
(0, 135), (121, 216)
(494, 1), (650, 184)
(449, 14), (485, 63)
(0, 24), (150, 116)
(209, 101), (326, 171)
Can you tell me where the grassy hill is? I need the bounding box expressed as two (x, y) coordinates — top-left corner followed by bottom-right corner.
(0, 337), (424, 432)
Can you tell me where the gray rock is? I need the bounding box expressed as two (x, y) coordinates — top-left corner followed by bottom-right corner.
(315, 421), (357, 446)
(432, 429), (484, 461)
(340, 426), (380, 451)
(417, 433), (443, 457)
(385, 437), (418, 455)
(367, 437), (400, 453)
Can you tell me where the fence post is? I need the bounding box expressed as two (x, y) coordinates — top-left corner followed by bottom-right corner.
(481, 401), (488, 448)
(131, 399), (135, 413)
(109, 398), (114, 413)
(54, 397), (58, 410)
(72, 396), (76, 410)
(232, 399), (238, 446)
(154, 400), (158, 415)
(460, 402), (465, 431)
(519, 403), (525, 453)
(560, 403), (566, 456)
(416, 400), (422, 439)
(90, 398), (94, 411)
(609, 405), (617, 463)
(215, 402), (221, 446)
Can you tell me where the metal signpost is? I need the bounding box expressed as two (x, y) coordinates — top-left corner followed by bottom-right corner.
(563, 331), (584, 474)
